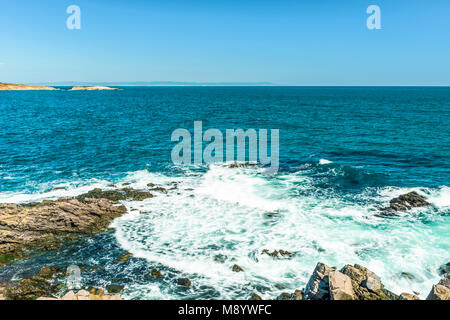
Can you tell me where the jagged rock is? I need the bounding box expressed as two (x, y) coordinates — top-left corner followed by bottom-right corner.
(232, 264), (244, 272)
(250, 293), (262, 300)
(293, 290), (303, 300)
(340, 264), (398, 300)
(277, 292), (294, 300)
(76, 188), (152, 202)
(379, 191), (430, 216)
(328, 270), (355, 300)
(399, 293), (420, 300)
(177, 278), (191, 287)
(151, 269), (163, 278)
(0, 194), (127, 255)
(106, 284), (124, 294)
(115, 252), (133, 263)
(303, 262), (334, 300)
(261, 249), (293, 258)
(426, 278), (450, 300)
(438, 262), (450, 277)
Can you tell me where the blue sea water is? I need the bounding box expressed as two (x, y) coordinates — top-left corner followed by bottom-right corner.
(0, 87), (449, 299)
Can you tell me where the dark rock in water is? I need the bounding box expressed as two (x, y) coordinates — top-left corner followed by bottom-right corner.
(249, 293), (262, 300)
(177, 278), (191, 287)
(379, 191), (430, 216)
(151, 269), (163, 278)
(232, 264), (244, 272)
(399, 272), (415, 280)
(226, 162), (258, 169)
(262, 249), (293, 259)
(115, 252), (133, 263)
(213, 254), (227, 263)
(438, 262), (450, 277)
(3, 266), (64, 300)
(77, 188), (153, 202)
(276, 292), (293, 300)
(106, 284), (124, 294)
(426, 278), (450, 300)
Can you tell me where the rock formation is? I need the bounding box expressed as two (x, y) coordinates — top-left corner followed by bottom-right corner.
(0, 188), (153, 257)
(0, 83), (58, 91)
(378, 191), (431, 216)
(70, 86), (118, 91)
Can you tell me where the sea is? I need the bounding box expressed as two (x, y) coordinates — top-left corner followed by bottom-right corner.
(0, 86), (448, 299)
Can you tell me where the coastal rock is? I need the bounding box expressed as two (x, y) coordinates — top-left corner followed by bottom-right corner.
(3, 266), (64, 300)
(77, 188), (153, 202)
(106, 284), (124, 294)
(379, 191), (430, 216)
(303, 262), (334, 300)
(250, 293), (262, 300)
(426, 278), (450, 300)
(232, 264), (244, 272)
(328, 270), (355, 300)
(399, 292), (420, 300)
(438, 262), (450, 277)
(0, 82), (58, 91)
(340, 264), (398, 300)
(0, 195), (127, 255)
(261, 249), (293, 259)
(177, 278), (192, 287)
(70, 86), (118, 91)
(151, 269), (163, 278)
(276, 290), (303, 300)
(0, 187), (154, 256)
(115, 252), (133, 263)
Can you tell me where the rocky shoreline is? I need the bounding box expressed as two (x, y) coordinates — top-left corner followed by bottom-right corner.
(0, 189), (448, 300)
(0, 83), (58, 91)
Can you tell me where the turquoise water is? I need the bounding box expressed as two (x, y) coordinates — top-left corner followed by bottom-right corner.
(0, 87), (449, 299)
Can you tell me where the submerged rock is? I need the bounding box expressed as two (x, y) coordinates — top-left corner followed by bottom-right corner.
(106, 284), (124, 294)
(151, 269), (163, 278)
(379, 191), (430, 216)
(115, 252), (133, 263)
(261, 249), (293, 259)
(276, 290), (303, 300)
(426, 278), (450, 300)
(249, 293), (262, 300)
(177, 278), (192, 287)
(76, 188), (152, 202)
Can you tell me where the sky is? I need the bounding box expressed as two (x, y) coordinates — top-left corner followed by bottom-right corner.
(0, 0), (449, 85)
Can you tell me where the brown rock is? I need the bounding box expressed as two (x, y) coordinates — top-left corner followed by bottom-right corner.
(303, 262), (334, 300)
(328, 270), (355, 300)
(426, 278), (450, 300)
(249, 293), (262, 300)
(232, 264), (244, 272)
(399, 292), (420, 300)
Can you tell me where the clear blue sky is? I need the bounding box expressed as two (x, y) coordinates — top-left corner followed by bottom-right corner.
(0, 0), (449, 85)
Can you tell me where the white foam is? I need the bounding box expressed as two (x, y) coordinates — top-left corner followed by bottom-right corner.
(319, 159), (333, 165)
(113, 167), (449, 299)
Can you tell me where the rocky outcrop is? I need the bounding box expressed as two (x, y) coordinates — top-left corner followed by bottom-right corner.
(379, 191), (430, 216)
(232, 264), (244, 272)
(426, 278), (450, 300)
(70, 86), (118, 91)
(0, 188), (152, 257)
(399, 292), (420, 300)
(262, 249), (292, 259)
(303, 263), (398, 300)
(0, 83), (58, 91)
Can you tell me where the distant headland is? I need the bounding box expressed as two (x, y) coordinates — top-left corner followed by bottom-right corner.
(0, 82), (118, 91)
